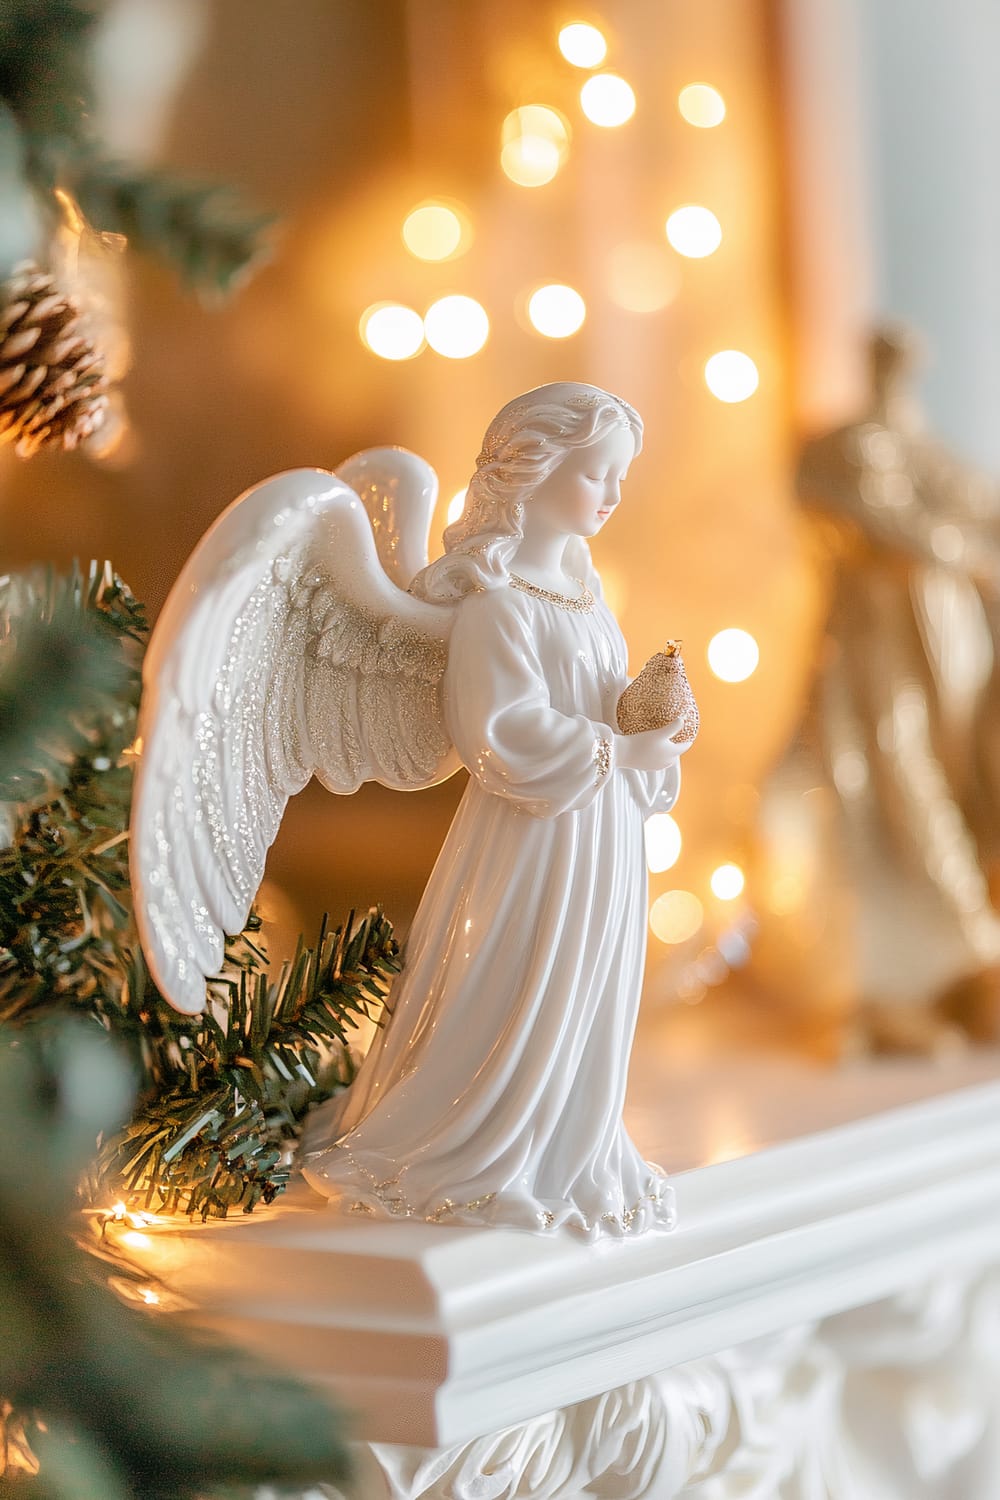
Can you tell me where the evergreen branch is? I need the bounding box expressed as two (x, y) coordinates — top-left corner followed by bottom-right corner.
(0, 1), (101, 153)
(0, 567), (131, 800)
(93, 910), (398, 1219)
(0, 5), (277, 296)
(73, 160), (278, 299)
(0, 1025), (352, 1497)
(0, 565), (398, 1218)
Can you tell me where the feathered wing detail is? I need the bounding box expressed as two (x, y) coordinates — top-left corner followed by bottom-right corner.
(131, 461), (457, 1015)
(305, 601), (451, 793)
(335, 446), (439, 590)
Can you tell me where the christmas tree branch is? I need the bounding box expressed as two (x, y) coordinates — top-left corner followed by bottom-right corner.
(94, 910), (398, 1219)
(0, 1024), (352, 1497)
(0, 0), (100, 155)
(0, 563), (133, 803)
(72, 161), (278, 299)
(0, 1), (276, 295)
(1, 565), (398, 1217)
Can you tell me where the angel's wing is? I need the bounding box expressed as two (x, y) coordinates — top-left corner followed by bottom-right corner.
(335, 445), (439, 590)
(131, 459), (459, 1015)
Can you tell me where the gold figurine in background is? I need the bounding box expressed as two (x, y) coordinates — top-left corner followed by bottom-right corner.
(756, 326), (1000, 1053)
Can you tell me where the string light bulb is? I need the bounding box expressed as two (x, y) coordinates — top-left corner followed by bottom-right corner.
(526, 283), (586, 338)
(558, 22), (607, 68)
(704, 350), (759, 402)
(678, 83), (727, 128)
(359, 302), (425, 361)
(501, 106), (570, 187)
(423, 295), (489, 358)
(121, 1230), (152, 1251)
(501, 136), (560, 187)
(708, 628), (759, 682)
(580, 74), (636, 127)
(711, 863), (746, 900)
(649, 890), (704, 945)
(401, 201), (470, 262)
(665, 205), (722, 258)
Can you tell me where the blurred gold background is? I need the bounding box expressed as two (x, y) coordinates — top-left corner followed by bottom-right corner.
(1, 0), (856, 1010)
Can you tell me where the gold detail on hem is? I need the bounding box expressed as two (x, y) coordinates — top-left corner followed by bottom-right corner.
(338, 1144), (673, 1234)
(426, 1192), (497, 1223)
(600, 1191), (664, 1232)
(508, 573), (595, 613)
(340, 1145), (499, 1226)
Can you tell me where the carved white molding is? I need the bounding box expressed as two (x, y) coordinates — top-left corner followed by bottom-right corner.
(251, 1267), (1000, 1499)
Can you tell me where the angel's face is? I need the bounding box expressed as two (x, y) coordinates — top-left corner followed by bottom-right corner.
(525, 423), (635, 540)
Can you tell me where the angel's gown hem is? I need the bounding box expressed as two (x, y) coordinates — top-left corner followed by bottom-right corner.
(298, 1159), (678, 1242)
(298, 582), (681, 1240)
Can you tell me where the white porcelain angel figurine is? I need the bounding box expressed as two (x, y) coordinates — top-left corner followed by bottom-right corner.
(131, 381), (695, 1239)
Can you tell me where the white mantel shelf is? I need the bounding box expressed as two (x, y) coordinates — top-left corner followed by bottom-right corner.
(128, 1050), (1000, 1449)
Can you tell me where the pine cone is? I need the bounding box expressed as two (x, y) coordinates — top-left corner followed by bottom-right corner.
(0, 262), (110, 459)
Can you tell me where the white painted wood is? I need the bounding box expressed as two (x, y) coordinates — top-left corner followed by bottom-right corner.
(275, 1264), (1000, 1498)
(128, 1069), (1000, 1449)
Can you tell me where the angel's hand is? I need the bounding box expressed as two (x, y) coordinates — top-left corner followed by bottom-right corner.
(615, 719), (693, 771)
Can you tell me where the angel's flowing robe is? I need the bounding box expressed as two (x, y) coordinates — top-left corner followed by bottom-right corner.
(301, 577), (680, 1238)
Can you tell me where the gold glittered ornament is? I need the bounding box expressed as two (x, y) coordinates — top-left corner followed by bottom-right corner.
(0, 261), (110, 458)
(616, 641), (700, 743)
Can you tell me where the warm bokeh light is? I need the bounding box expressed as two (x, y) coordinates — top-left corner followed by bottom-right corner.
(710, 863), (746, 900)
(423, 295), (489, 358)
(665, 205), (722, 258)
(678, 83), (727, 128)
(500, 105), (571, 187)
(704, 350), (760, 402)
(580, 73), (635, 127)
(606, 240), (679, 313)
(501, 136), (562, 187)
(402, 201), (470, 262)
(708, 628), (760, 682)
(502, 104), (571, 154)
(446, 487), (467, 525)
(121, 1230), (153, 1251)
(649, 889), (704, 945)
(359, 301), (425, 361)
(141, 1287), (161, 1305)
(644, 813), (682, 873)
(526, 282), (586, 338)
(558, 22), (607, 68)
(501, 136), (561, 187)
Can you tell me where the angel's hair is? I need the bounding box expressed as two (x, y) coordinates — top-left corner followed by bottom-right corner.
(409, 381), (643, 604)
